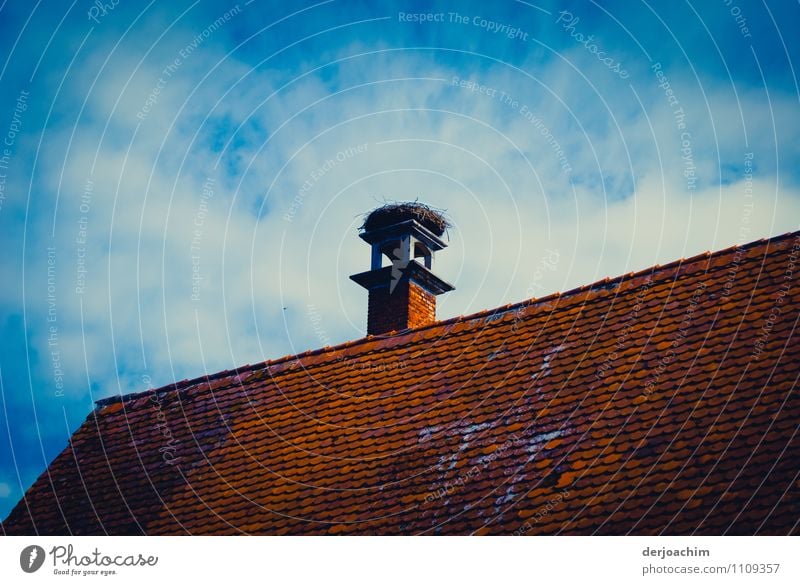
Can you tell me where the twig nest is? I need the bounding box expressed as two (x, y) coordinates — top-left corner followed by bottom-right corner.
(361, 202), (450, 236)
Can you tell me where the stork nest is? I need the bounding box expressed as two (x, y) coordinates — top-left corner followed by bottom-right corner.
(360, 202), (450, 236)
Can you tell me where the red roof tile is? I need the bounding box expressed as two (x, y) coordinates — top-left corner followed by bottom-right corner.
(2, 232), (799, 535)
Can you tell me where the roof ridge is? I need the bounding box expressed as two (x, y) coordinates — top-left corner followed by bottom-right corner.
(94, 229), (799, 407)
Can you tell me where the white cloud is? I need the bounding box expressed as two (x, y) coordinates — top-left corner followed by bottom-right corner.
(18, 38), (799, 399)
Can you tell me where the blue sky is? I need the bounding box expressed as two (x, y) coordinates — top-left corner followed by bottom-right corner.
(0, 0), (798, 520)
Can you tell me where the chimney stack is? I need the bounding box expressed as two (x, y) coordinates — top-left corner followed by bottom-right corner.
(350, 203), (454, 335)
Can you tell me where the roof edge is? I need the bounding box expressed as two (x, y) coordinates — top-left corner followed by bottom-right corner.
(94, 229), (799, 408)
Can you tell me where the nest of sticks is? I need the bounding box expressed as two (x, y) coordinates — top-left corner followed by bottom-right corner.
(360, 202), (450, 236)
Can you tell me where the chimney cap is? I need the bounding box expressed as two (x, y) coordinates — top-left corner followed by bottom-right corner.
(350, 262), (454, 295)
(360, 202), (450, 237)
(357, 218), (447, 251)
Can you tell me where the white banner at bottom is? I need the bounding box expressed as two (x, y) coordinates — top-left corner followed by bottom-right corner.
(0, 536), (796, 584)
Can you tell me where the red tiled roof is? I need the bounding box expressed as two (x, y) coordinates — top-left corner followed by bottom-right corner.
(3, 232), (799, 535)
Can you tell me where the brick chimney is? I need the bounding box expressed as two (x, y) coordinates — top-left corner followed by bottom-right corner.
(350, 203), (454, 335)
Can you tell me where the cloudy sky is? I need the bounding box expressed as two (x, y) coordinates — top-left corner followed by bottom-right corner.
(0, 0), (798, 519)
